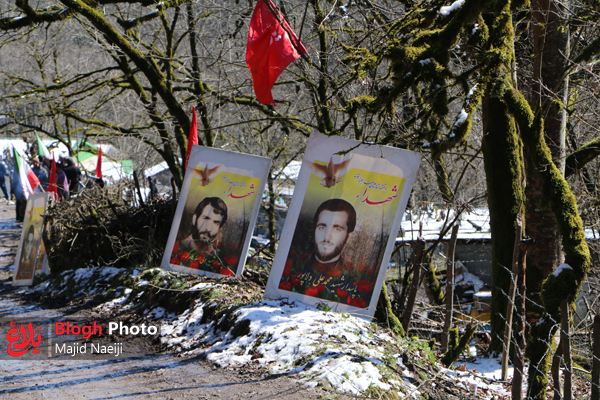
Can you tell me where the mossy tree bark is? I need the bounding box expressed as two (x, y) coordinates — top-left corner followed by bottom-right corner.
(525, 0), (570, 315)
(504, 86), (590, 400)
(480, 1), (527, 352)
(482, 83), (526, 352)
(375, 283), (405, 336)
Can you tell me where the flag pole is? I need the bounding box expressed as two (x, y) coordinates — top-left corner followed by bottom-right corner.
(297, 0), (310, 45)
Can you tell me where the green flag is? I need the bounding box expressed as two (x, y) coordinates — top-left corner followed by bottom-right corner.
(35, 132), (49, 158)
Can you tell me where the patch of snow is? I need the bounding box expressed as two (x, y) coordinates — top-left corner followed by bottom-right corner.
(189, 282), (219, 291)
(443, 356), (512, 397)
(467, 84), (478, 99)
(149, 307), (166, 319)
(158, 299), (412, 395)
(440, 0), (465, 16)
(552, 263), (573, 277)
(73, 268), (96, 282)
(462, 269), (484, 293)
(454, 109), (468, 128)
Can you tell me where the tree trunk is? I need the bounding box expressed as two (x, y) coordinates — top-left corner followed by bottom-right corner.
(503, 87), (590, 400)
(482, 84), (526, 352)
(401, 238), (425, 333)
(526, 0), (570, 316)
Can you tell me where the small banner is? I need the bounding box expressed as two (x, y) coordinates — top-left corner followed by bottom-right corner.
(264, 132), (421, 318)
(13, 193), (50, 286)
(161, 146), (271, 278)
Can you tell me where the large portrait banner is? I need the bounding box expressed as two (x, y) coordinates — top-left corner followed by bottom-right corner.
(162, 146), (271, 278)
(264, 132), (421, 318)
(13, 192), (50, 286)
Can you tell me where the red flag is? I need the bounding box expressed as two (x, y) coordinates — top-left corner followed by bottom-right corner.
(246, 0), (307, 105)
(48, 157), (57, 201)
(185, 106), (198, 170)
(96, 141), (103, 179)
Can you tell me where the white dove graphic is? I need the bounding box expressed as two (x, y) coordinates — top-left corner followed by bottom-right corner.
(192, 164), (221, 187)
(308, 155), (351, 188)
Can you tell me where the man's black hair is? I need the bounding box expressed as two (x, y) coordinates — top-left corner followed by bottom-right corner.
(194, 197), (228, 227)
(313, 198), (356, 233)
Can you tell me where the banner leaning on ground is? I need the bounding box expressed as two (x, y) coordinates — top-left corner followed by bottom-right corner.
(264, 132), (421, 318)
(161, 145), (271, 278)
(13, 192), (50, 286)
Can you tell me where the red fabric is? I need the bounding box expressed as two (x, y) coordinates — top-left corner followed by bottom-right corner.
(96, 142), (103, 179)
(185, 105), (198, 170)
(246, 0), (306, 105)
(48, 158), (57, 201)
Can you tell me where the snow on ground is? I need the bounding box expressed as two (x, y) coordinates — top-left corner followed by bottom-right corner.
(28, 266), (512, 399)
(159, 299), (407, 395)
(442, 356), (512, 398)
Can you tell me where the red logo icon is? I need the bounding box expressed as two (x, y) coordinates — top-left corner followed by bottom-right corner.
(250, 183), (255, 189)
(6, 321), (43, 356)
(392, 184), (398, 193)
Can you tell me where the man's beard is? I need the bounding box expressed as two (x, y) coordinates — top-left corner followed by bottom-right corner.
(192, 229), (217, 244)
(315, 240), (345, 262)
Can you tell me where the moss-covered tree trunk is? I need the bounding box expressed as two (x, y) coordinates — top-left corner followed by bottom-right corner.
(503, 86), (590, 400)
(525, 0), (570, 315)
(481, 0), (528, 353)
(375, 283), (405, 336)
(482, 83), (526, 352)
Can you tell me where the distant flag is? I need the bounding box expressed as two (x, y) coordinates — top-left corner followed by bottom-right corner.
(48, 157), (57, 201)
(246, 0), (307, 105)
(12, 147), (40, 199)
(185, 106), (198, 170)
(96, 142), (103, 179)
(35, 132), (50, 158)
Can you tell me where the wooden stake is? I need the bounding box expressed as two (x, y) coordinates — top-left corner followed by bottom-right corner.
(441, 224), (459, 353)
(132, 170), (145, 207)
(561, 296), (573, 400)
(552, 341), (563, 400)
(402, 238), (425, 333)
(501, 220), (522, 381)
(592, 315), (600, 400)
(512, 239), (529, 400)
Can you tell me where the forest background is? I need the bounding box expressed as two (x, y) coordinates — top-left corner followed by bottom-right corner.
(1, 0), (600, 398)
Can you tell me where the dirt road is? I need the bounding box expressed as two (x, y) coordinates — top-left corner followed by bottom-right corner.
(0, 200), (345, 400)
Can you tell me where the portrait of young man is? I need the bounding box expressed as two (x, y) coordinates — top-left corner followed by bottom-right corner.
(278, 196), (380, 309)
(299, 199), (356, 278)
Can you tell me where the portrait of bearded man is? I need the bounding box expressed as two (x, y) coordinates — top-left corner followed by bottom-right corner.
(180, 196), (228, 255)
